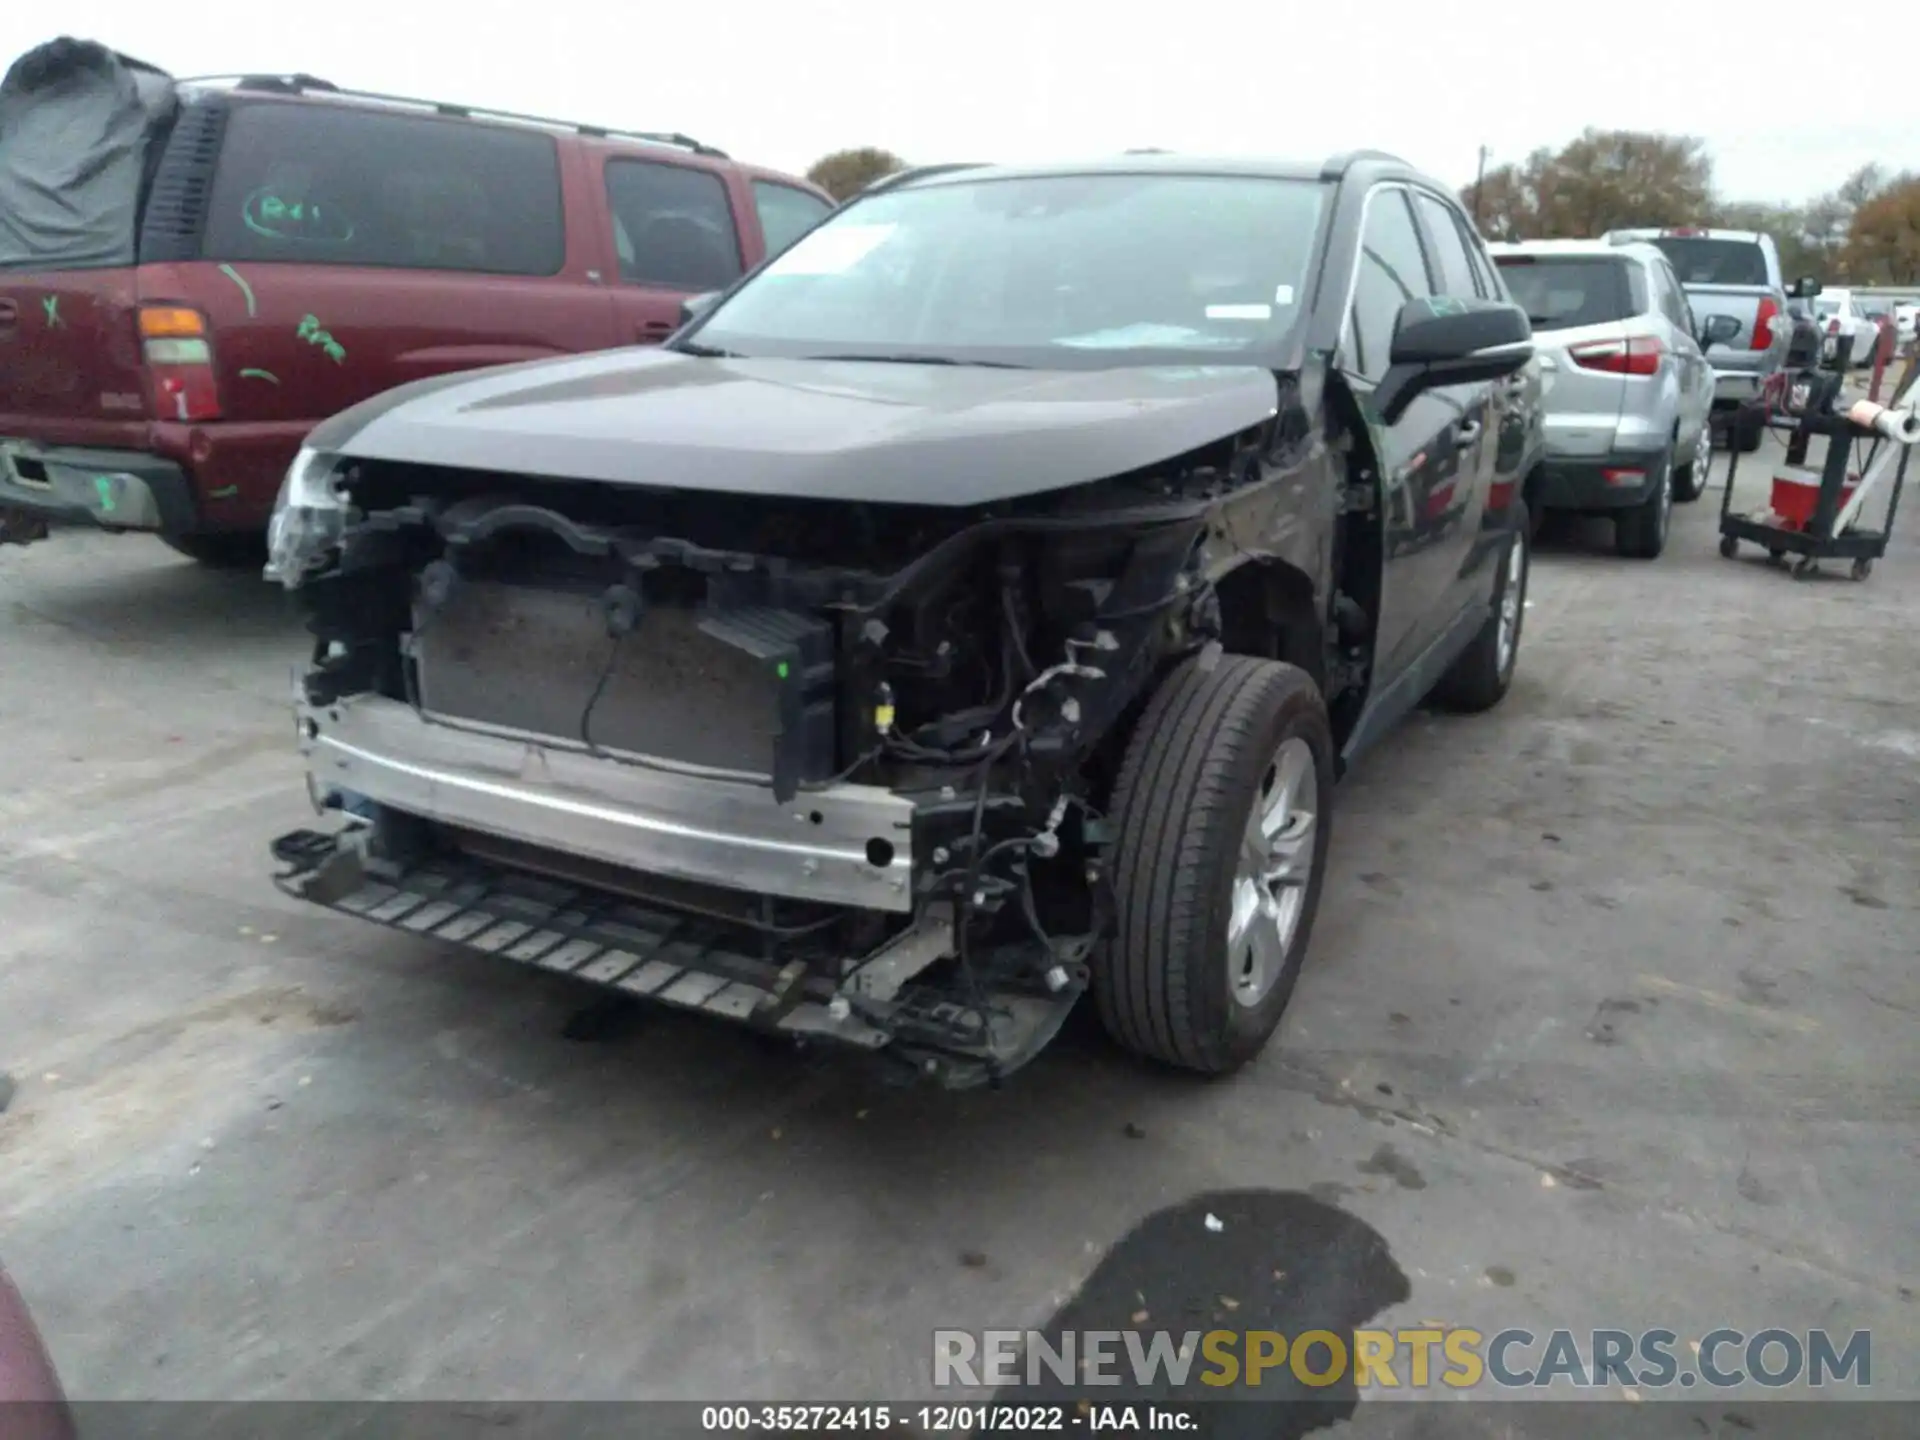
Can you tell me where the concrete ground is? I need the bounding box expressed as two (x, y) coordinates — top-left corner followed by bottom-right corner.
(0, 423), (1914, 1423)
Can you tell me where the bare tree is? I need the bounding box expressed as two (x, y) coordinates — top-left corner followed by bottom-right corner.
(1836, 163), (1887, 212)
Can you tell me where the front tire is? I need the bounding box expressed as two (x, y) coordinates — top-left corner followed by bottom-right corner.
(1097, 655), (1335, 1074)
(1733, 406), (1766, 454)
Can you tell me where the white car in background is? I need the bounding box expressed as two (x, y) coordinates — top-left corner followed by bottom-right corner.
(1895, 301), (1917, 347)
(1814, 289), (1880, 367)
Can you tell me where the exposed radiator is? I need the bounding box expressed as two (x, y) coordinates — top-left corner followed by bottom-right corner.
(411, 580), (835, 782)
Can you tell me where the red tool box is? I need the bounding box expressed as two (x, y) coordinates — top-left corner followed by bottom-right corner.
(1767, 467), (1859, 531)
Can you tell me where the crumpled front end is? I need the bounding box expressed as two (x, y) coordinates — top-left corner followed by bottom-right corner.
(263, 437), (1273, 1083)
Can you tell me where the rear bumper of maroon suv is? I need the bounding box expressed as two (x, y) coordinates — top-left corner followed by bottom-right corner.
(0, 418), (310, 539)
(0, 1266), (74, 1440)
(0, 437), (196, 534)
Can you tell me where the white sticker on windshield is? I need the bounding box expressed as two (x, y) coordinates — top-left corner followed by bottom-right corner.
(1056, 323), (1217, 350)
(765, 223), (897, 276)
(1273, 284), (1295, 305)
(1205, 303), (1272, 321)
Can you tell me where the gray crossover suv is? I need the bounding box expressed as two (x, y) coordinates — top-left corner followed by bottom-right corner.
(1490, 239), (1733, 559)
(265, 152), (1539, 1085)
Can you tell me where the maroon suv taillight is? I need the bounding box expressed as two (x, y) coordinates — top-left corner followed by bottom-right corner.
(138, 305), (223, 422)
(1751, 297), (1779, 352)
(1569, 335), (1664, 377)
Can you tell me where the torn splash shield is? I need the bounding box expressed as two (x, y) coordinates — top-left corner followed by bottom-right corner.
(271, 827), (1084, 1088)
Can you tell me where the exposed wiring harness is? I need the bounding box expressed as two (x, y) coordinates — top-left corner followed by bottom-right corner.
(578, 639), (621, 753)
(880, 583), (1035, 767)
(580, 583), (642, 754)
(1009, 631), (1118, 732)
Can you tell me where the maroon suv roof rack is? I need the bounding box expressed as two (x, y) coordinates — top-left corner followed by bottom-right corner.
(171, 73), (729, 158)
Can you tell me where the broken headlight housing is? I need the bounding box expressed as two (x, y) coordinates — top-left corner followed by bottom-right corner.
(264, 447), (347, 588)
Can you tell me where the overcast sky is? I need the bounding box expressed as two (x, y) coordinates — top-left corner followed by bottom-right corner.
(4, 2), (1909, 206)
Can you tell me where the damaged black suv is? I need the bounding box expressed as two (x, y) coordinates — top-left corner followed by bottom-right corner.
(267, 152), (1536, 1086)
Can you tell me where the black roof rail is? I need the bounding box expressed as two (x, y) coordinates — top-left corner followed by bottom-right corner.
(171, 74), (729, 157)
(853, 162), (989, 200)
(1319, 148), (1410, 180)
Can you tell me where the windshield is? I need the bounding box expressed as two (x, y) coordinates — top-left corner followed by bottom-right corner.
(1494, 256), (1631, 330)
(1650, 237), (1769, 287)
(685, 172), (1328, 365)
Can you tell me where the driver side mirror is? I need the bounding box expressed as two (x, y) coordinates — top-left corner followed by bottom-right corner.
(1699, 313), (1743, 348)
(1376, 297), (1533, 424)
(677, 291), (723, 328)
(1790, 276), (1821, 300)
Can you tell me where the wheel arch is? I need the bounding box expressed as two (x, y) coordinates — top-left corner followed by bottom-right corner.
(1213, 556), (1326, 689)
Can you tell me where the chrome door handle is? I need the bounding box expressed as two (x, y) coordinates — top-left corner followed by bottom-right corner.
(1454, 420), (1483, 450)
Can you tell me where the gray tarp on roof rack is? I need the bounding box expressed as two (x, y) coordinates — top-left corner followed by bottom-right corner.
(0, 37), (176, 270)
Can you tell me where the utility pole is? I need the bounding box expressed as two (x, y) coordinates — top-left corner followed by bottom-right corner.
(1472, 145), (1490, 228)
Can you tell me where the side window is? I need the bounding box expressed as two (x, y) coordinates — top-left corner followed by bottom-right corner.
(752, 181), (833, 260)
(603, 158), (744, 292)
(1455, 214), (1502, 299)
(201, 104), (565, 275)
(1648, 262), (1685, 329)
(1641, 261), (1666, 319)
(1413, 193), (1479, 298)
(1674, 264), (1704, 332)
(1347, 189), (1434, 384)
(1661, 263), (1693, 331)
(1626, 262), (1651, 317)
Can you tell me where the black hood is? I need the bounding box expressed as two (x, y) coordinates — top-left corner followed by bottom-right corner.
(309, 347), (1283, 507)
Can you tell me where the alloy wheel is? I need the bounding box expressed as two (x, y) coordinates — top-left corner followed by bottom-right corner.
(1228, 737), (1318, 1008)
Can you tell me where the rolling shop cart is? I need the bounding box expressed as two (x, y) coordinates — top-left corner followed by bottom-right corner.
(1717, 360), (1915, 582)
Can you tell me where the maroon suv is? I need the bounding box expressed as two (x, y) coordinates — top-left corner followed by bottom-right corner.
(0, 37), (832, 564)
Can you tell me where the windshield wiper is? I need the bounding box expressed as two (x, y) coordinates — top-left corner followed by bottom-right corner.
(671, 340), (741, 358)
(804, 353), (1029, 369)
